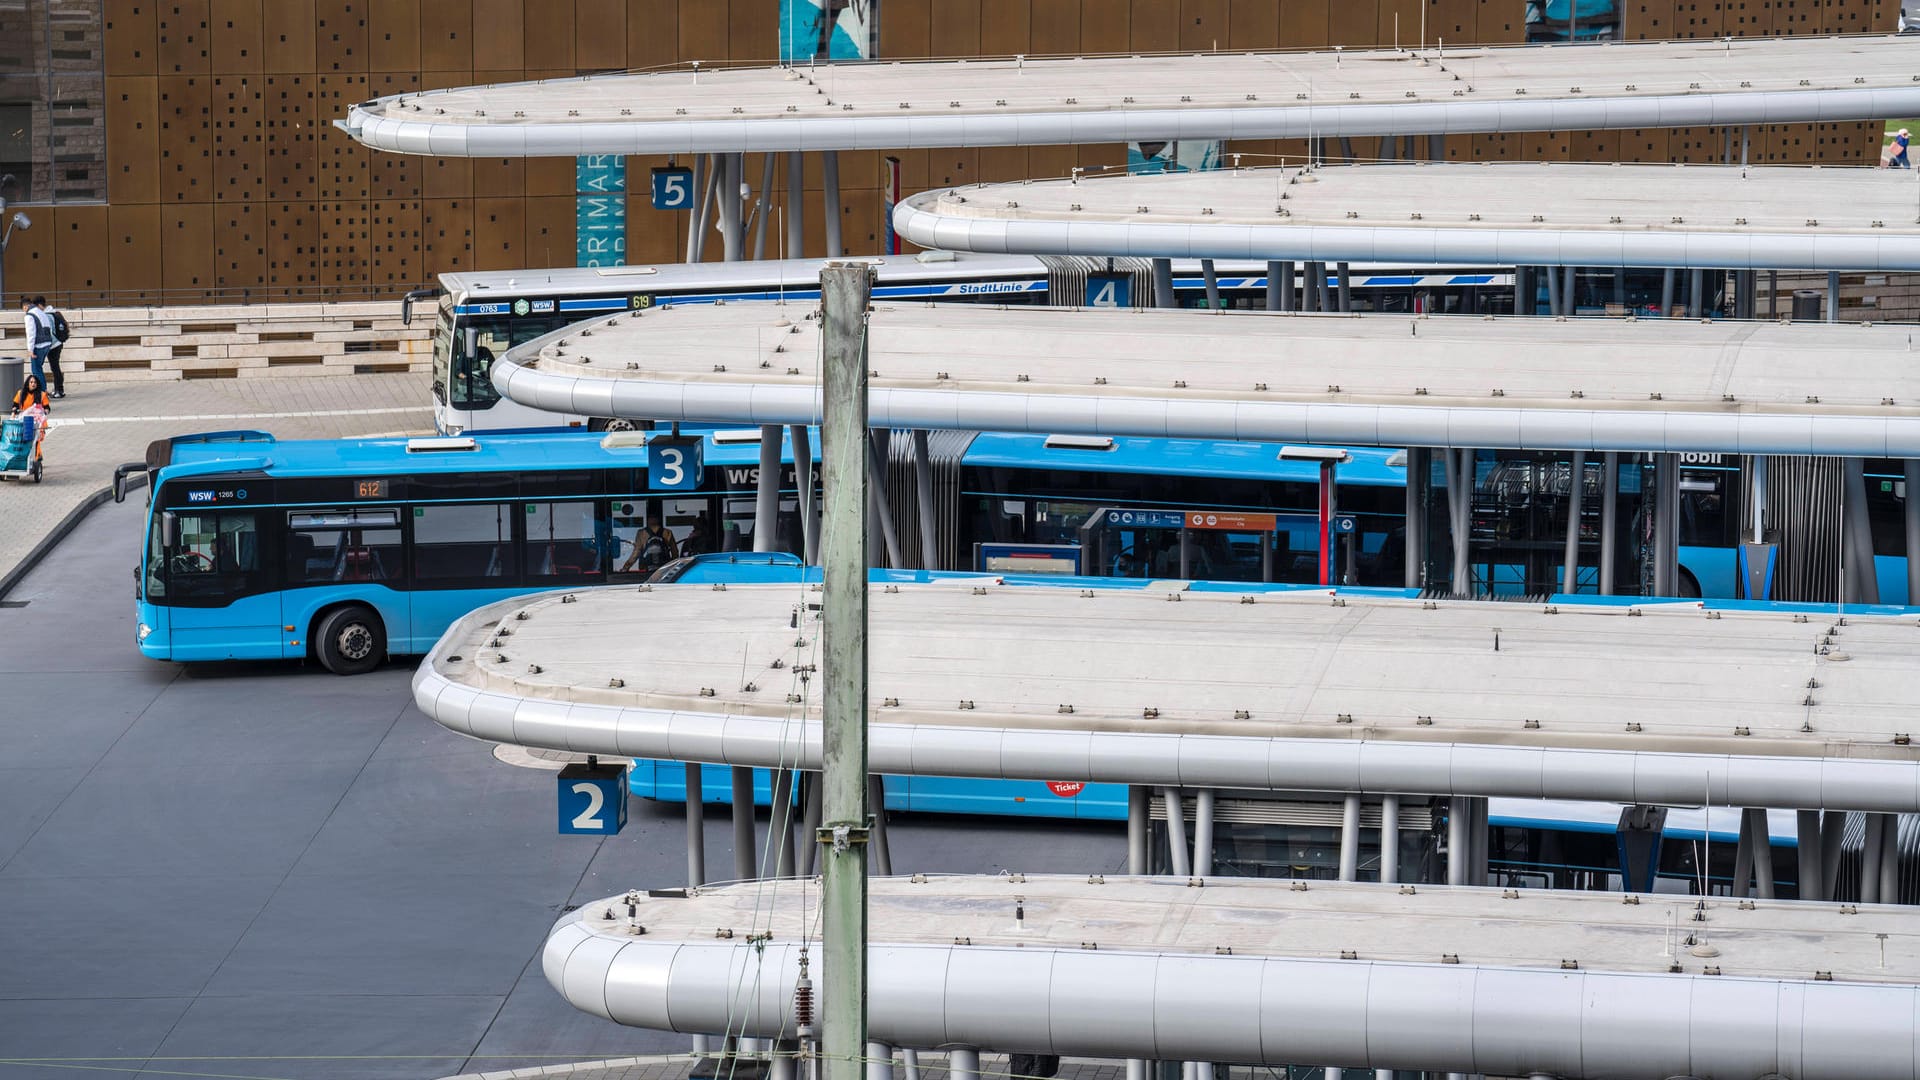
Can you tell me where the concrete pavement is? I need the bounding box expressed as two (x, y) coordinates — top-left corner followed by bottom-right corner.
(0, 370), (433, 592)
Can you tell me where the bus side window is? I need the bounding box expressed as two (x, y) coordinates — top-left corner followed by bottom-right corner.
(526, 501), (605, 581)
(414, 503), (518, 581)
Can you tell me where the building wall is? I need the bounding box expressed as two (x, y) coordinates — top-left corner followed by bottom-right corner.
(0, 0), (1890, 306)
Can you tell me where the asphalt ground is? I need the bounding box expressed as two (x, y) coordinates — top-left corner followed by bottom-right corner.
(0, 493), (1127, 1080)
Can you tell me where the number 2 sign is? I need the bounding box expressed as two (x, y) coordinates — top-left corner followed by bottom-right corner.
(558, 762), (629, 835)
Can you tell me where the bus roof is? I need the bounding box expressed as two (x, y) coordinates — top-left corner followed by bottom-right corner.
(963, 433), (1406, 487)
(151, 429), (778, 481)
(436, 251), (1046, 302)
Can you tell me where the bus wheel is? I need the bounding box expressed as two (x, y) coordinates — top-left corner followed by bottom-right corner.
(589, 417), (637, 433)
(315, 605), (385, 675)
(1678, 570), (1702, 598)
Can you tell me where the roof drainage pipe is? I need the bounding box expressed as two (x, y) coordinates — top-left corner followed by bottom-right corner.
(491, 352), (1920, 459)
(413, 657), (1920, 814)
(542, 916), (1919, 1080)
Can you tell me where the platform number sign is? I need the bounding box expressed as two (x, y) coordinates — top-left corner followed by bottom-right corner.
(651, 167), (695, 211)
(558, 762), (629, 835)
(1085, 272), (1133, 309)
(648, 436), (704, 492)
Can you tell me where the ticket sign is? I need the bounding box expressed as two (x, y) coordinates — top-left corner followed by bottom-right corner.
(1186, 511), (1279, 531)
(558, 762), (629, 835)
(651, 167), (695, 210)
(648, 436), (704, 492)
(1046, 781), (1086, 798)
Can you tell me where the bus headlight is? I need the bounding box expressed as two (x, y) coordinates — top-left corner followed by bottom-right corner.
(137, 622), (152, 642)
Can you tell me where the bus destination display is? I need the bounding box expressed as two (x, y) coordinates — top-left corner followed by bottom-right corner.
(354, 479), (390, 499)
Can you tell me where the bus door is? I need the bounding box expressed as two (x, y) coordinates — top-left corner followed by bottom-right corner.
(153, 506), (284, 661)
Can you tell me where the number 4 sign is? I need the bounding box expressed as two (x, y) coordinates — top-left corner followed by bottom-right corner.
(558, 761), (629, 835)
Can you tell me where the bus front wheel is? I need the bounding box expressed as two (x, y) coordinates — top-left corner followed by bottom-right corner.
(315, 605), (385, 676)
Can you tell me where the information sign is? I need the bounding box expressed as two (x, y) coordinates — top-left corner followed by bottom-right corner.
(1186, 511), (1279, 531)
(1113, 509), (1187, 530)
(1085, 272), (1133, 308)
(648, 436), (704, 491)
(558, 762), (629, 835)
(651, 167), (695, 210)
(1332, 514), (1358, 535)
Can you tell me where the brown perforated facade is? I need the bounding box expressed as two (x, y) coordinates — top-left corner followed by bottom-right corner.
(1, 0), (1890, 305)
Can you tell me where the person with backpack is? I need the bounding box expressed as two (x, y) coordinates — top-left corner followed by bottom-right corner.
(618, 511), (680, 573)
(35, 296), (67, 398)
(20, 296), (50, 388)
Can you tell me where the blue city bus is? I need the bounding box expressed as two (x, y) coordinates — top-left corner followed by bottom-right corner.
(121, 428), (821, 674)
(119, 428), (1408, 674)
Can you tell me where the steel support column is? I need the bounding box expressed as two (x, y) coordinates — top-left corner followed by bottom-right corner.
(910, 430), (939, 571)
(1339, 794), (1362, 881)
(1405, 447), (1428, 589)
(790, 424), (819, 565)
(1446, 448), (1473, 597)
(1690, 268), (1705, 317)
(1907, 459), (1920, 606)
(1546, 265), (1563, 316)
(1561, 265), (1576, 315)
(786, 153), (805, 259)
(719, 153), (744, 262)
(686, 154), (710, 261)
(754, 425), (782, 553)
(1821, 812), (1848, 902)
(1660, 268), (1675, 318)
(1276, 261), (1295, 311)
(686, 762), (706, 886)
(752, 153), (776, 260)
(800, 771), (824, 877)
(1562, 451), (1586, 594)
(822, 151), (844, 258)
(1654, 453), (1679, 596)
(868, 775), (892, 876)
(1828, 270), (1841, 322)
(771, 768), (796, 878)
(1732, 810), (1756, 899)
(949, 1050), (980, 1080)
(1797, 809), (1825, 901)
(865, 432), (905, 570)
(1447, 795), (1469, 886)
(1749, 807), (1775, 900)
(1380, 795), (1400, 885)
(1161, 787), (1191, 876)
(1127, 786), (1149, 874)
(1194, 789), (1215, 877)
(1201, 259), (1221, 310)
(1881, 814), (1903, 904)
(732, 767), (756, 882)
(1864, 813), (1886, 903)
(1844, 457), (1879, 605)
(1599, 453), (1619, 594)
(1152, 258), (1176, 308)
(1337, 262), (1352, 312)
(867, 1044), (893, 1080)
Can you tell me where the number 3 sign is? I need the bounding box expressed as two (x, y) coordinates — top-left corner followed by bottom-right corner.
(558, 761), (629, 835)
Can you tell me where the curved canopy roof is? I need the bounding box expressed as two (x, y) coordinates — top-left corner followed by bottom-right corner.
(896, 162), (1920, 271)
(546, 875), (1920, 1078)
(342, 36), (1920, 157)
(417, 583), (1920, 811)
(495, 299), (1920, 456)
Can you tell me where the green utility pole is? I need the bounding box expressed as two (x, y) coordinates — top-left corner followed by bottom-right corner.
(818, 261), (872, 1080)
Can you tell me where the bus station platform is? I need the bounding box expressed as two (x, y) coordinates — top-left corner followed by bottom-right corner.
(894, 162), (1920, 271)
(544, 874), (1920, 1078)
(494, 299), (1920, 456)
(416, 582), (1920, 812)
(342, 36), (1920, 157)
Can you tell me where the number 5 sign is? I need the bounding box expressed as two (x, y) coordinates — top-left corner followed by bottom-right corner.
(558, 761), (629, 835)
(651, 167), (695, 211)
(648, 435), (704, 492)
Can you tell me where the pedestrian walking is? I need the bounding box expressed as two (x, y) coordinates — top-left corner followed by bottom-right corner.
(20, 296), (50, 386)
(1886, 128), (1911, 168)
(35, 296), (67, 398)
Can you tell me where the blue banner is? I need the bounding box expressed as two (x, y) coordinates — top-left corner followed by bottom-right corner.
(577, 156), (627, 268)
